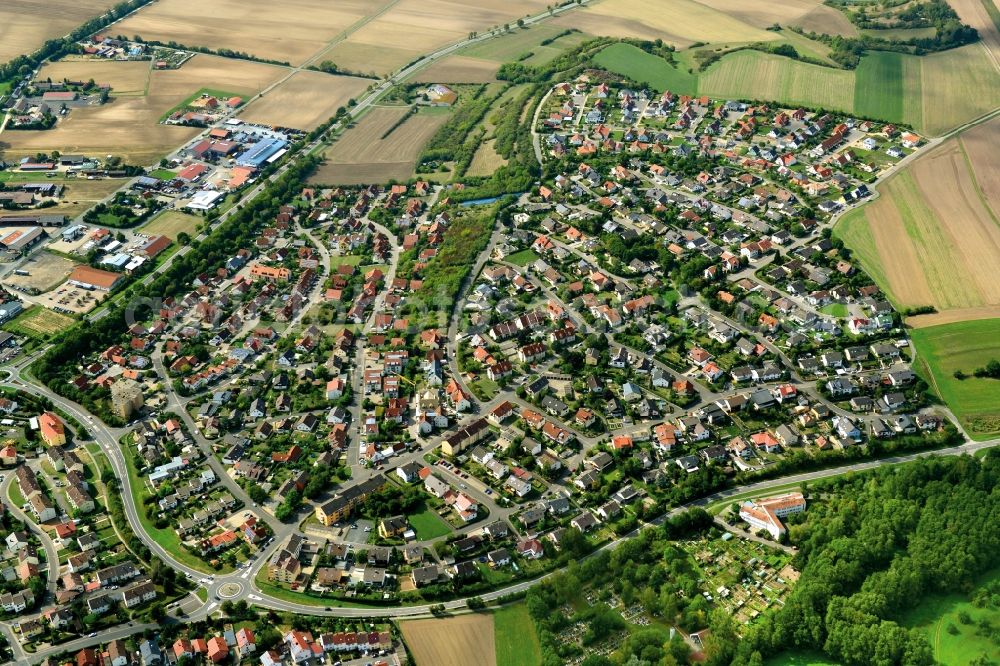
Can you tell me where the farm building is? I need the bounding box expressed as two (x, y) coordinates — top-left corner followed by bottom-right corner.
(139, 235), (172, 258)
(0, 227), (46, 253)
(67, 265), (124, 291)
(186, 191), (224, 211)
(235, 137), (287, 168)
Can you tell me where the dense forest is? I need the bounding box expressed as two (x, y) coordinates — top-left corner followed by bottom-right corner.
(522, 453), (999, 666)
(739, 452), (1000, 665)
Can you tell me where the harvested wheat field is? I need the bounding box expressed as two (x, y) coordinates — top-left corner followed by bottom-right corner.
(316, 0), (550, 76)
(0, 0), (116, 65)
(140, 210), (201, 240)
(114, 0), (386, 66)
(241, 71), (371, 130)
(1, 55), (285, 164)
(835, 117), (1000, 313)
(411, 56), (499, 84)
(47, 178), (126, 219)
(919, 45), (1000, 135)
(311, 106), (449, 185)
(692, 0), (827, 30)
(467, 139), (507, 176)
(791, 4), (859, 36)
(552, 0), (778, 46)
(38, 60), (152, 96)
(948, 0), (1000, 73)
(400, 614), (496, 666)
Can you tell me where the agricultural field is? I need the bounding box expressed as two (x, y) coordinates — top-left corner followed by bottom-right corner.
(40, 178), (124, 220)
(400, 614), (496, 666)
(240, 70), (371, 130)
(592, 43), (699, 93)
(2, 253), (76, 294)
(313, 0), (550, 76)
(0, 54), (286, 164)
(310, 106), (449, 185)
(918, 44), (1000, 135)
(4, 306), (75, 340)
(594, 40), (999, 136)
(139, 210), (202, 240)
(835, 116), (1000, 316)
(699, 50), (855, 112)
(38, 59), (152, 96)
(899, 568), (1000, 665)
(551, 0), (779, 46)
(466, 139), (507, 176)
(910, 320), (1000, 439)
(410, 56), (499, 84)
(494, 603), (542, 666)
(459, 24), (592, 67)
(113, 0), (385, 66)
(692, 0), (849, 32)
(0, 0), (117, 66)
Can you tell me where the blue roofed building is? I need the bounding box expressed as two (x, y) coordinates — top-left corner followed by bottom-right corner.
(235, 137), (287, 168)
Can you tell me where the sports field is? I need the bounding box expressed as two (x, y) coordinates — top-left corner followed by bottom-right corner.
(311, 106), (449, 185)
(1, 55), (286, 164)
(400, 614), (496, 666)
(0, 0), (116, 66)
(114, 0), (385, 66)
(140, 211), (201, 240)
(240, 71), (371, 130)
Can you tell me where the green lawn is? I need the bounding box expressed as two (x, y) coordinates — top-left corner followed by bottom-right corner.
(119, 438), (230, 574)
(150, 169), (176, 180)
(494, 602), (542, 666)
(593, 43), (698, 94)
(504, 249), (540, 267)
(911, 319), (1000, 439)
(6, 480), (25, 509)
(818, 303), (848, 318)
(854, 51), (905, 123)
(898, 568), (1000, 665)
(330, 255), (366, 268)
(409, 505), (452, 540)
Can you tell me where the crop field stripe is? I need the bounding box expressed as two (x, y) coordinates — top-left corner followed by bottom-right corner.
(593, 43), (699, 94)
(854, 51), (904, 122)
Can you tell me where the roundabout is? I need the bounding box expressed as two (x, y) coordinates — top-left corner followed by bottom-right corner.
(217, 582), (244, 599)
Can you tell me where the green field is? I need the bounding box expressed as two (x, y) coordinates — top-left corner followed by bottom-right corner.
(854, 51), (905, 122)
(494, 603), (542, 666)
(408, 505), (452, 540)
(592, 43), (698, 93)
(149, 169), (177, 180)
(818, 303), (849, 317)
(461, 25), (591, 66)
(592, 41), (998, 135)
(899, 568), (1000, 665)
(120, 437), (230, 574)
(911, 319), (1000, 439)
(504, 249), (540, 267)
